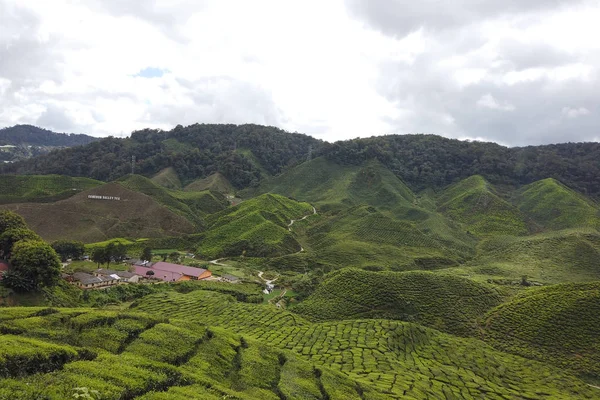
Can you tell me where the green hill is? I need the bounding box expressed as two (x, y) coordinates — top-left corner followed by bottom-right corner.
(151, 167), (182, 190)
(248, 157), (416, 215)
(0, 307), (380, 400)
(0, 183), (197, 243)
(515, 178), (600, 230)
(484, 281), (600, 379)
(184, 172), (235, 194)
(301, 205), (475, 270)
(0, 175), (102, 204)
(117, 174), (228, 226)
(466, 228), (600, 284)
(294, 268), (503, 336)
(198, 194), (313, 258)
(437, 175), (528, 236)
(130, 289), (596, 399)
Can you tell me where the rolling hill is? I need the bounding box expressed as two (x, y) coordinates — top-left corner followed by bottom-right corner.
(437, 175), (528, 236)
(0, 175), (103, 204)
(151, 167), (183, 190)
(515, 178), (600, 230)
(294, 268), (503, 336)
(184, 172), (235, 194)
(484, 281), (600, 379)
(0, 183), (197, 243)
(197, 194), (313, 258)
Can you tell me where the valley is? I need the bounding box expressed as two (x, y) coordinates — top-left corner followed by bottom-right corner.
(1, 124), (599, 399)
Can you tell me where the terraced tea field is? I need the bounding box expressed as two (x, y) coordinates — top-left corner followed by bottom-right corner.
(132, 290), (597, 399)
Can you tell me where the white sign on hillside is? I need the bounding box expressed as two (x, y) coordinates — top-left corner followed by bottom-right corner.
(87, 195), (121, 201)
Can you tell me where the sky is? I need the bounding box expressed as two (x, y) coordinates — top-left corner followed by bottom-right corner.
(1, 0), (599, 146)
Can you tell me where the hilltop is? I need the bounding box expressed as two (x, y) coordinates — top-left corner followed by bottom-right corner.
(294, 268), (503, 336)
(484, 281), (600, 379)
(0, 125), (97, 163)
(3, 123), (600, 198)
(198, 194), (313, 258)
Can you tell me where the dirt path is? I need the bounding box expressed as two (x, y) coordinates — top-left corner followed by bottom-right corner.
(589, 384), (600, 390)
(288, 206), (317, 231)
(209, 258), (228, 266)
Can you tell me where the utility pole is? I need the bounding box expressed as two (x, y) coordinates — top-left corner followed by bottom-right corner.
(131, 155), (136, 175)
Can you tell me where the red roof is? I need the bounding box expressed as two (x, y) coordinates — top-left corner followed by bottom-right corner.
(134, 262), (209, 282)
(0, 261), (9, 272)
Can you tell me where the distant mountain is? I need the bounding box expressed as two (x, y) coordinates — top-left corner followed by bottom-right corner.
(2, 123), (600, 199)
(0, 124), (98, 163)
(0, 124), (98, 147)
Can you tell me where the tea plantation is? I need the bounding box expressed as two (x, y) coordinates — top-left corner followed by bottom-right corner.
(293, 268), (503, 336)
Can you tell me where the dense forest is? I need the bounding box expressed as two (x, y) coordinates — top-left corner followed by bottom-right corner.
(0, 125), (97, 147)
(3, 124), (600, 197)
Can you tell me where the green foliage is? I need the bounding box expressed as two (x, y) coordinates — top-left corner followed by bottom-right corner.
(294, 268), (503, 336)
(0, 175), (102, 204)
(132, 290), (596, 399)
(0, 228), (41, 258)
(151, 167), (182, 189)
(51, 240), (85, 262)
(0, 210), (26, 234)
(6, 240), (61, 292)
(0, 335), (85, 378)
(484, 281), (600, 378)
(437, 175), (528, 236)
(185, 172), (235, 194)
(515, 178), (600, 230)
(198, 194), (312, 258)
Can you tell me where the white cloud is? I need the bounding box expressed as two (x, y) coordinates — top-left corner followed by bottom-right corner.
(476, 94), (515, 111)
(562, 107), (590, 118)
(0, 0), (599, 145)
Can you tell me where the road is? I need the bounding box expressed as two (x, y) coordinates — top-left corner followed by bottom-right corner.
(288, 206), (317, 231)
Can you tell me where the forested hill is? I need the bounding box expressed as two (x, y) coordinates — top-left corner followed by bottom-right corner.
(3, 123), (600, 197)
(0, 125), (97, 147)
(2, 124), (325, 189)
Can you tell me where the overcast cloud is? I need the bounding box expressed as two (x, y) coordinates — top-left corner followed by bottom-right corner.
(0, 0), (598, 145)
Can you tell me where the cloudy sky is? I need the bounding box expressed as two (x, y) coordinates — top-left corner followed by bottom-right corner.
(1, 0), (599, 145)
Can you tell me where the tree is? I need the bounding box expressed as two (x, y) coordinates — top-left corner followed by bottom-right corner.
(168, 251), (180, 263)
(0, 228), (41, 259)
(0, 210), (27, 235)
(51, 240), (85, 262)
(4, 240), (61, 292)
(113, 242), (127, 262)
(91, 247), (109, 267)
(141, 247), (153, 262)
(146, 270), (155, 277)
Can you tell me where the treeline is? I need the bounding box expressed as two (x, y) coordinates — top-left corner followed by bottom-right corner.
(0, 125), (97, 147)
(3, 124), (323, 188)
(324, 135), (600, 197)
(3, 124), (600, 197)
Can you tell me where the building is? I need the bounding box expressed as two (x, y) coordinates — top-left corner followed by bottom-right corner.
(220, 274), (240, 283)
(94, 268), (140, 283)
(133, 261), (212, 282)
(0, 260), (9, 280)
(71, 272), (119, 289)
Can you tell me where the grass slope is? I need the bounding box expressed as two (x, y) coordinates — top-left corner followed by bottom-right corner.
(515, 178), (600, 230)
(0, 175), (102, 204)
(117, 174), (228, 226)
(0, 307), (377, 400)
(465, 228), (600, 284)
(184, 172), (235, 194)
(198, 194), (313, 258)
(131, 289), (597, 399)
(151, 167), (182, 190)
(437, 175), (528, 236)
(484, 281), (600, 380)
(302, 205), (475, 270)
(248, 157), (416, 215)
(0, 183), (196, 243)
(294, 268), (503, 336)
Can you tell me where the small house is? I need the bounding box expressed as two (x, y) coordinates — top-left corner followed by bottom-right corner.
(71, 272), (118, 289)
(133, 261), (212, 282)
(94, 268), (140, 283)
(221, 274), (240, 283)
